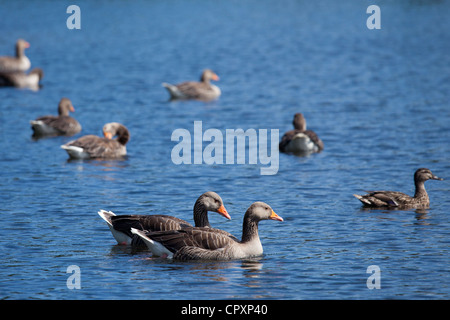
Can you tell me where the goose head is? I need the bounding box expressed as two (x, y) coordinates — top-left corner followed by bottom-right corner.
(199, 191), (230, 219)
(245, 202), (283, 222)
(200, 69), (220, 83)
(16, 39), (30, 56)
(58, 98), (75, 116)
(103, 122), (130, 145)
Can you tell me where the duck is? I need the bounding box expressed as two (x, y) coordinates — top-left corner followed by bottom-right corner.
(98, 191), (234, 246)
(30, 98), (81, 138)
(162, 69), (221, 101)
(0, 68), (43, 90)
(131, 201), (283, 260)
(61, 122), (129, 159)
(353, 168), (444, 209)
(279, 113), (324, 154)
(0, 39), (31, 73)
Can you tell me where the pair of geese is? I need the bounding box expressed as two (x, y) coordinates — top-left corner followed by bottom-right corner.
(30, 97), (130, 159)
(0, 39), (44, 89)
(98, 192), (284, 261)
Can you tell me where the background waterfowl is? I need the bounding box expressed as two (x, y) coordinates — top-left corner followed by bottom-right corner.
(0, 68), (43, 90)
(30, 97), (81, 138)
(279, 113), (324, 154)
(131, 201), (283, 260)
(162, 69), (221, 101)
(61, 122), (129, 159)
(354, 168), (444, 209)
(0, 39), (31, 73)
(98, 191), (233, 246)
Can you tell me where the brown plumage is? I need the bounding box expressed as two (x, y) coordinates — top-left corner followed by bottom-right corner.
(30, 98), (81, 138)
(97, 191), (233, 246)
(279, 113), (324, 154)
(354, 168), (444, 209)
(0, 39), (31, 73)
(61, 122), (129, 159)
(0, 68), (43, 90)
(132, 202), (283, 261)
(162, 69), (221, 101)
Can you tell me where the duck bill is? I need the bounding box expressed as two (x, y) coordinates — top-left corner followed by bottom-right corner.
(212, 74), (219, 81)
(432, 175), (444, 181)
(269, 210), (283, 221)
(217, 205), (231, 220)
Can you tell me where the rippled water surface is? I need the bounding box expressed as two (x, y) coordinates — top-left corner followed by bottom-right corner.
(1, 0), (449, 300)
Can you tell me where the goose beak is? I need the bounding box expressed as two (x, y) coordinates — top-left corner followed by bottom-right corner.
(212, 74), (219, 81)
(103, 131), (113, 139)
(70, 106), (75, 112)
(269, 210), (283, 221)
(217, 205), (231, 220)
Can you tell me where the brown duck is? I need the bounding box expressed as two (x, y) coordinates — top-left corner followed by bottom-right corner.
(279, 113), (324, 154)
(354, 168), (444, 209)
(162, 69), (221, 101)
(61, 122), (129, 159)
(30, 98), (81, 138)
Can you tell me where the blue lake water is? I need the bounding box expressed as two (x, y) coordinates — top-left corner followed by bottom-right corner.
(0, 0), (449, 300)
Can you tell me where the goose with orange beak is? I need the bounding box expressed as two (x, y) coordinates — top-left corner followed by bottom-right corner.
(61, 122), (129, 159)
(131, 202), (283, 260)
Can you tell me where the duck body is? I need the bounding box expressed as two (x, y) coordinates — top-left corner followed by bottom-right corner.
(61, 122), (129, 159)
(98, 191), (232, 246)
(132, 202), (283, 261)
(162, 69), (221, 101)
(354, 168), (443, 209)
(31, 98), (81, 138)
(279, 113), (323, 154)
(0, 39), (31, 73)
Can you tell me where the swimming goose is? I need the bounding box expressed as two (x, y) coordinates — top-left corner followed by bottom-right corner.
(162, 69), (221, 101)
(354, 168), (444, 209)
(279, 113), (324, 154)
(30, 98), (81, 138)
(0, 39), (31, 73)
(98, 191), (233, 246)
(131, 202), (283, 260)
(0, 68), (43, 90)
(61, 122), (129, 159)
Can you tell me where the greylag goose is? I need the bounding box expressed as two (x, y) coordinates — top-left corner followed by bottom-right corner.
(279, 113), (324, 154)
(0, 68), (43, 90)
(131, 202), (283, 260)
(162, 69), (221, 101)
(30, 98), (81, 138)
(0, 39), (31, 73)
(354, 168), (444, 209)
(98, 191), (233, 246)
(61, 122), (129, 159)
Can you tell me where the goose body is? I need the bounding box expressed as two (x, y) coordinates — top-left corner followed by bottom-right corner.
(61, 122), (129, 159)
(98, 191), (232, 246)
(0, 39), (31, 73)
(132, 202), (283, 261)
(162, 69), (221, 101)
(354, 168), (443, 209)
(30, 98), (81, 138)
(0, 68), (43, 90)
(279, 113), (324, 154)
